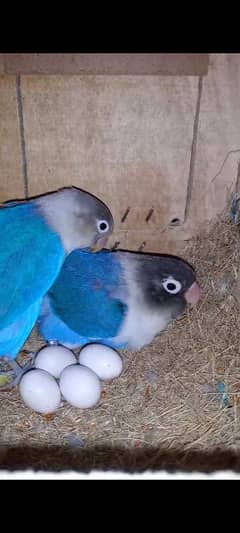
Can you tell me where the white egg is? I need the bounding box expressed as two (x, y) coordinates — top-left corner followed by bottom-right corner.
(79, 343), (123, 380)
(59, 364), (101, 408)
(34, 344), (76, 378)
(19, 369), (61, 414)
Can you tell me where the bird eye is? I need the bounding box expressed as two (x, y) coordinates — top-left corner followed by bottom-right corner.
(97, 220), (109, 233)
(163, 277), (182, 294)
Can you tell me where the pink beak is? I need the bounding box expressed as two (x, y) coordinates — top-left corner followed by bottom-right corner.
(184, 281), (201, 305)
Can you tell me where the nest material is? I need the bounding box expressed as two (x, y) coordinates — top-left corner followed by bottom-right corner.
(1, 212), (240, 472)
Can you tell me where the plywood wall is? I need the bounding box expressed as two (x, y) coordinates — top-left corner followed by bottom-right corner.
(0, 54), (239, 254)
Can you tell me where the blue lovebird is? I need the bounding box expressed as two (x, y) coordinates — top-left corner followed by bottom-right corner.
(38, 248), (201, 350)
(0, 187), (113, 386)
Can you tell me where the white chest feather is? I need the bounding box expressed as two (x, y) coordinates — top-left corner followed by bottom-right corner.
(115, 300), (171, 349)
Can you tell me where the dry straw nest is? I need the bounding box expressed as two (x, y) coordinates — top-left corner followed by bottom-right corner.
(1, 211), (240, 472)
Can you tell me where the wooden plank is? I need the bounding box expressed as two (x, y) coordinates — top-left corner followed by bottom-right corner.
(0, 55), (4, 74)
(22, 75), (198, 252)
(3, 54), (209, 75)
(183, 54), (240, 238)
(0, 76), (24, 202)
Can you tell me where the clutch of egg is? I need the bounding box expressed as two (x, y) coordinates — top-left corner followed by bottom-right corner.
(19, 343), (123, 413)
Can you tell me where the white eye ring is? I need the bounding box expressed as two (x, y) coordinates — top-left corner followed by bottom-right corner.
(97, 219), (110, 233)
(163, 277), (182, 294)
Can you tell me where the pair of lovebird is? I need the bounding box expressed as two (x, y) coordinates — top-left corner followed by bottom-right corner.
(0, 187), (201, 387)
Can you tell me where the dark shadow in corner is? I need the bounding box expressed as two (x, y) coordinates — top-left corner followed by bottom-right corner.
(0, 445), (240, 473)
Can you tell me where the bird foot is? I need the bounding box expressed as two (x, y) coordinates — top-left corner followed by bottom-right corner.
(0, 357), (35, 389)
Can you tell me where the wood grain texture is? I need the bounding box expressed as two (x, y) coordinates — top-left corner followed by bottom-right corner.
(186, 54), (240, 230)
(2, 55), (238, 254)
(22, 75), (198, 251)
(0, 76), (24, 202)
(3, 54), (209, 75)
(0, 55), (4, 75)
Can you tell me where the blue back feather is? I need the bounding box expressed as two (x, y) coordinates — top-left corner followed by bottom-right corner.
(45, 249), (126, 338)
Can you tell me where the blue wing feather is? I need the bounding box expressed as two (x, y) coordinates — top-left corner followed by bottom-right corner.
(48, 249), (126, 337)
(0, 202), (64, 329)
(39, 295), (127, 349)
(39, 249), (127, 343)
(0, 299), (42, 358)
